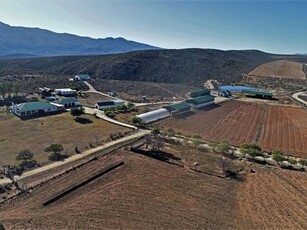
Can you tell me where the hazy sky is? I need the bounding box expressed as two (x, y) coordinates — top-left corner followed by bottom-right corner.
(0, 0), (306, 54)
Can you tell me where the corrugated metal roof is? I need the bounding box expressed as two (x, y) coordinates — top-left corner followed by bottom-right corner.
(16, 101), (56, 112)
(164, 101), (191, 112)
(185, 95), (215, 105)
(56, 98), (79, 104)
(242, 90), (273, 96)
(190, 89), (211, 97)
(97, 101), (115, 106)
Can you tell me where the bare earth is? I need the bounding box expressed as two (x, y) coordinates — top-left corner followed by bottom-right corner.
(159, 100), (307, 157)
(0, 147), (306, 229)
(249, 60), (306, 79)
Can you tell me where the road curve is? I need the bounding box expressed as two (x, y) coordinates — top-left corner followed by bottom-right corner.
(292, 91), (307, 106)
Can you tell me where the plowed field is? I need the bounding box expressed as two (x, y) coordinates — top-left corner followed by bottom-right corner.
(261, 106), (307, 156)
(160, 101), (307, 157)
(0, 149), (239, 229)
(1, 148), (306, 229)
(235, 166), (307, 229)
(160, 101), (265, 146)
(249, 60), (306, 79)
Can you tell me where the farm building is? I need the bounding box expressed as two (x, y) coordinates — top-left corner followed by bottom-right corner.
(190, 89), (211, 98)
(95, 99), (125, 110)
(74, 74), (91, 81)
(54, 88), (77, 97)
(55, 98), (80, 108)
(11, 101), (64, 117)
(242, 90), (273, 99)
(185, 95), (215, 109)
(164, 101), (192, 115)
(136, 108), (171, 124)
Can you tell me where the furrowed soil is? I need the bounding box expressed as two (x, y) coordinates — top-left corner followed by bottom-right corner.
(159, 100), (307, 157)
(249, 60), (306, 79)
(0, 148), (306, 229)
(0, 148), (239, 229)
(159, 101), (265, 146)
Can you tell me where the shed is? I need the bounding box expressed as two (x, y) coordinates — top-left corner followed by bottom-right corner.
(55, 98), (80, 108)
(136, 108), (171, 124)
(185, 95), (215, 108)
(190, 89), (211, 98)
(242, 90), (273, 99)
(164, 101), (192, 115)
(74, 74), (91, 81)
(54, 88), (77, 97)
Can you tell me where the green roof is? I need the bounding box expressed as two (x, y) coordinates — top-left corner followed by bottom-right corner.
(16, 101), (56, 112)
(190, 89), (211, 98)
(164, 101), (192, 112)
(185, 95), (215, 105)
(56, 98), (79, 104)
(242, 90), (273, 97)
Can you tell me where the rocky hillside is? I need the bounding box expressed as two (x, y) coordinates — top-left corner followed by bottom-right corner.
(0, 49), (274, 86)
(0, 22), (158, 57)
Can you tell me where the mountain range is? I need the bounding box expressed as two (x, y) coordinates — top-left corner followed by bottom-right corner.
(0, 22), (158, 57)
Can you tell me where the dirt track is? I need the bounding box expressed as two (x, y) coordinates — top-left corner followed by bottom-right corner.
(249, 60), (306, 79)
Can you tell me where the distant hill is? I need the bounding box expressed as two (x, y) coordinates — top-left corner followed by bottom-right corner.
(0, 49), (274, 86)
(0, 22), (158, 57)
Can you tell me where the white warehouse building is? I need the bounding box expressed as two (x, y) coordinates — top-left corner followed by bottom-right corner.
(136, 108), (171, 124)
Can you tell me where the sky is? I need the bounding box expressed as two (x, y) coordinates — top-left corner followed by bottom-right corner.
(0, 0), (307, 54)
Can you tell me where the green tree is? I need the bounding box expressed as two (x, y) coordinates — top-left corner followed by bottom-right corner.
(131, 116), (142, 125)
(151, 128), (160, 137)
(299, 159), (307, 166)
(0, 223), (5, 230)
(44, 144), (64, 154)
(16, 150), (33, 161)
(48, 152), (69, 161)
(70, 106), (85, 120)
(127, 102), (135, 108)
(272, 150), (286, 163)
(288, 158), (297, 165)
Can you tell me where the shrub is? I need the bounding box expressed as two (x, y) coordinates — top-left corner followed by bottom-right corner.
(74, 146), (81, 154)
(151, 128), (160, 136)
(272, 150), (286, 163)
(131, 116), (142, 125)
(105, 111), (116, 118)
(192, 135), (201, 139)
(299, 159), (307, 166)
(0, 223), (5, 230)
(216, 140), (230, 153)
(48, 152), (69, 161)
(240, 143), (263, 157)
(240, 143), (262, 151)
(288, 158), (297, 165)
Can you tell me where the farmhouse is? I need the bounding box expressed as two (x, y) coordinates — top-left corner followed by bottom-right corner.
(242, 90), (273, 99)
(136, 108), (171, 124)
(54, 88), (77, 97)
(95, 99), (125, 110)
(74, 74), (91, 81)
(11, 101), (64, 117)
(185, 95), (215, 109)
(55, 98), (80, 108)
(164, 101), (192, 115)
(190, 89), (211, 98)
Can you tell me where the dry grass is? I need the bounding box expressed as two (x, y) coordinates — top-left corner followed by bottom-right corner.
(77, 92), (111, 108)
(0, 111), (129, 166)
(249, 60), (306, 79)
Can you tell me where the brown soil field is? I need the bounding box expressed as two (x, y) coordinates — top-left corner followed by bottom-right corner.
(249, 60), (306, 79)
(0, 148), (239, 229)
(77, 92), (111, 108)
(159, 101), (265, 146)
(0, 111), (129, 166)
(0, 146), (306, 229)
(261, 106), (307, 157)
(235, 166), (307, 229)
(159, 100), (307, 157)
